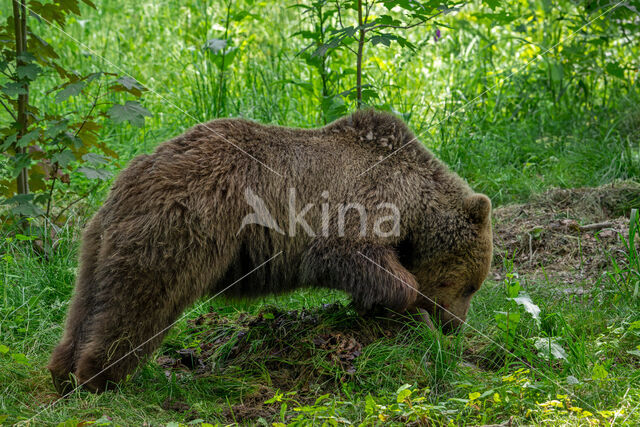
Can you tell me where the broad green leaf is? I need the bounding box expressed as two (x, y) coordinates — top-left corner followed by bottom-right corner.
(2, 194), (35, 205)
(78, 166), (112, 180)
(82, 152), (109, 165)
(116, 76), (144, 91)
(52, 150), (76, 168)
(11, 201), (45, 217)
(10, 154), (31, 179)
(1, 82), (27, 97)
(56, 81), (87, 103)
(592, 363), (608, 381)
(365, 394), (377, 415)
(0, 344), (9, 354)
(11, 353), (30, 365)
(204, 38), (227, 54)
(494, 311), (521, 332)
(16, 129), (40, 148)
(371, 34), (393, 47)
(108, 101), (152, 127)
(44, 120), (69, 140)
(17, 63), (41, 80)
(0, 134), (17, 151)
(17, 52), (36, 63)
(533, 337), (567, 360)
(567, 375), (580, 385)
(605, 62), (625, 79)
(509, 294), (541, 320)
(396, 385), (412, 403)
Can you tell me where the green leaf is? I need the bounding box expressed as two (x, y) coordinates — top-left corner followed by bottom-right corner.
(10, 154), (31, 179)
(15, 234), (36, 241)
(17, 63), (41, 80)
(108, 101), (152, 127)
(605, 62), (625, 79)
(591, 363), (608, 381)
(550, 62), (563, 82)
(116, 76), (144, 91)
(44, 120), (69, 140)
(1, 82), (27, 97)
(312, 34), (346, 57)
(509, 294), (541, 320)
(365, 394), (377, 415)
(371, 34), (393, 47)
(0, 134), (17, 151)
(204, 38), (227, 54)
(78, 166), (112, 180)
(11, 353), (30, 365)
(0, 344), (9, 354)
(52, 150), (76, 168)
(533, 337), (567, 360)
(16, 129), (40, 148)
(494, 311), (521, 332)
(56, 81), (87, 103)
(82, 152), (109, 165)
(17, 52), (36, 63)
(484, 0), (500, 10)
(11, 202), (45, 217)
(505, 275), (520, 298)
(396, 385), (412, 403)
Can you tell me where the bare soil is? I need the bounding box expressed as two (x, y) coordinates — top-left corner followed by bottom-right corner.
(492, 181), (640, 285)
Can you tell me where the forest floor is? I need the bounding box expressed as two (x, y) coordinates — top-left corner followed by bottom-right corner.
(1, 181), (639, 426)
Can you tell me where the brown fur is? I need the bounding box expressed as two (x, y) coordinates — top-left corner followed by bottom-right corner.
(48, 109), (492, 394)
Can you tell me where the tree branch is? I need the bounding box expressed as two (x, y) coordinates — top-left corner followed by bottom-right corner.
(0, 98), (17, 121)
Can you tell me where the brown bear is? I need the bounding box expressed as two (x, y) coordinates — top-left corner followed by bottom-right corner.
(48, 109), (493, 394)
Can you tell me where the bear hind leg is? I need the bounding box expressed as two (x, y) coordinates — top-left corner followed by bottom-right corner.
(48, 215), (103, 395)
(72, 269), (203, 392)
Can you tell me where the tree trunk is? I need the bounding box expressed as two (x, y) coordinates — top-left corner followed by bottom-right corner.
(356, 0), (364, 109)
(12, 0), (29, 195)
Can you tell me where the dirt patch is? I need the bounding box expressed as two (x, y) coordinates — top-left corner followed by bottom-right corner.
(156, 304), (409, 423)
(492, 181), (640, 284)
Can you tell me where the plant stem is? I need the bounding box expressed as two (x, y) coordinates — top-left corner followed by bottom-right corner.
(216, 0), (233, 117)
(12, 0), (29, 195)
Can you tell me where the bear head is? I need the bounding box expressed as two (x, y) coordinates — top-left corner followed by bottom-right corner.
(410, 193), (493, 332)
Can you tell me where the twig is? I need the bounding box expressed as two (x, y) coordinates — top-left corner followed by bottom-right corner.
(335, 0), (345, 29)
(579, 221), (617, 232)
(53, 182), (101, 223)
(45, 166), (58, 218)
(0, 98), (17, 121)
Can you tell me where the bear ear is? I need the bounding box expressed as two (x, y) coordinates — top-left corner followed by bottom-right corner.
(463, 194), (491, 226)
